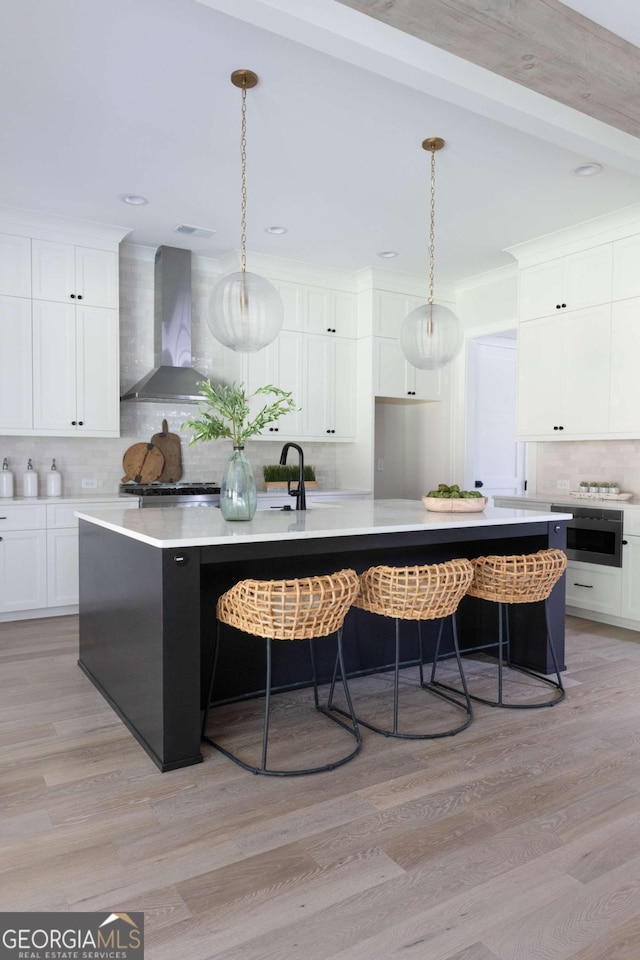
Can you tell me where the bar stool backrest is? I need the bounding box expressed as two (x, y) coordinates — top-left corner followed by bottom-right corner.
(216, 569), (360, 640)
(467, 549), (567, 604)
(354, 559), (473, 621)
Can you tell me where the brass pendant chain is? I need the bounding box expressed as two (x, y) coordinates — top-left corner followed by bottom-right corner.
(240, 83), (248, 276)
(428, 145), (436, 307)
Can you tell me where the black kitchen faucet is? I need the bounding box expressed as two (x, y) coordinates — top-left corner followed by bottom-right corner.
(279, 442), (306, 511)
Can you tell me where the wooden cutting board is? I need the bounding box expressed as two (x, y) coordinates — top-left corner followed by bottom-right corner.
(150, 419), (183, 483)
(121, 442), (165, 484)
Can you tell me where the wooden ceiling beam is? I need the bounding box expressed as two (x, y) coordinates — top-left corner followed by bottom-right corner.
(336, 0), (640, 138)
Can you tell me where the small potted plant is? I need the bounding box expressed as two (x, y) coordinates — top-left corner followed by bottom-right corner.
(599, 481), (610, 494)
(263, 464), (317, 490)
(588, 481), (599, 493)
(579, 480), (589, 493)
(610, 482), (621, 495)
(183, 381), (298, 521)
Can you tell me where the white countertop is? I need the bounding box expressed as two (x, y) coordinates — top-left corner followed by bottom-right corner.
(75, 499), (572, 549)
(494, 493), (638, 510)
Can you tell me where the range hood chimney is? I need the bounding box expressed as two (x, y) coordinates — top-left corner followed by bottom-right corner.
(120, 245), (209, 403)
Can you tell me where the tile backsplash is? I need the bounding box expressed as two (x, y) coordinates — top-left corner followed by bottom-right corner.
(1, 247), (339, 496)
(536, 440), (640, 497)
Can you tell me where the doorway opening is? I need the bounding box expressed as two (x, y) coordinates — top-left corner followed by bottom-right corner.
(465, 330), (526, 504)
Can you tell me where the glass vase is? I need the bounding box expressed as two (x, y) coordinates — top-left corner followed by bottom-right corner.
(220, 445), (257, 521)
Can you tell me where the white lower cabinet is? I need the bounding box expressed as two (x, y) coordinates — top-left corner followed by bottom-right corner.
(0, 505), (47, 614)
(47, 527), (81, 607)
(621, 535), (640, 621)
(0, 499), (137, 619)
(565, 560), (622, 617)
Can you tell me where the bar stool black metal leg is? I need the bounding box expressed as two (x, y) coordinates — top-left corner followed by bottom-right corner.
(309, 637), (320, 710)
(260, 637), (273, 773)
(392, 618), (401, 735)
(429, 620), (445, 685)
(544, 600), (565, 696)
(497, 602), (505, 706)
(201, 620), (222, 739)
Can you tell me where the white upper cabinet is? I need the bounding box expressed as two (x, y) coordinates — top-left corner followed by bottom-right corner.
(0, 224), (121, 438)
(609, 297), (640, 434)
(0, 296), (32, 431)
(373, 337), (440, 401)
(518, 245), (612, 321)
(302, 335), (356, 440)
(0, 234), (31, 298)
(273, 280), (356, 337)
(32, 239), (118, 308)
(516, 305), (611, 439)
(612, 234), (640, 302)
(374, 291), (423, 338)
(32, 302), (119, 436)
(241, 330), (303, 439)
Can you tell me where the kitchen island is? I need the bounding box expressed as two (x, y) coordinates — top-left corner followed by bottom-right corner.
(77, 500), (570, 771)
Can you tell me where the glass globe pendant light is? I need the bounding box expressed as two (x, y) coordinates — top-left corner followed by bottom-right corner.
(207, 69), (283, 353)
(400, 137), (463, 370)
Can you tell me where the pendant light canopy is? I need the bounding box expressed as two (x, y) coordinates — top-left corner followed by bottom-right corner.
(207, 69), (283, 353)
(400, 137), (463, 371)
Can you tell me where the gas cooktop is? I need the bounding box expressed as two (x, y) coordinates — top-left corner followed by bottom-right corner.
(121, 482), (221, 496)
(120, 482), (221, 506)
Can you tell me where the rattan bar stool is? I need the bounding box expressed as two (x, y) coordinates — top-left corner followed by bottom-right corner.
(432, 548), (567, 709)
(201, 568), (361, 776)
(330, 559), (474, 739)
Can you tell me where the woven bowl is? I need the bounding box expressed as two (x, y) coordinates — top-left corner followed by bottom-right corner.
(422, 495), (488, 513)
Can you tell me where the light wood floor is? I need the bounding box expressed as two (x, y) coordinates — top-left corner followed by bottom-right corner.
(2, 614), (640, 959)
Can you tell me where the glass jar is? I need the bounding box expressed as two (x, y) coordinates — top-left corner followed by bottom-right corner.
(220, 445), (257, 521)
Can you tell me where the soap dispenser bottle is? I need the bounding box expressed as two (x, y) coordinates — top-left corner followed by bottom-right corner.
(23, 459), (39, 498)
(0, 458), (14, 498)
(46, 459), (62, 497)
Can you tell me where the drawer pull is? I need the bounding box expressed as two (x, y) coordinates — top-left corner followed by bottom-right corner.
(573, 582), (593, 588)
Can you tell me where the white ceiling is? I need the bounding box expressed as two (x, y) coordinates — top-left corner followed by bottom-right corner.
(2, 0), (640, 283)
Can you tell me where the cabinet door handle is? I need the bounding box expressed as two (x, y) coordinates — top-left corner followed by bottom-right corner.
(623, 540), (628, 545)
(78, 421), (84, 426)
(77, 295), (83, 300)
(561, 303), (566, 308)
(559, 425), (564, 430)
(70, 293), (76, 299)
(71, 420), (76, 426)
(0, 536), (3, 542)
(573, 582), (593, 588)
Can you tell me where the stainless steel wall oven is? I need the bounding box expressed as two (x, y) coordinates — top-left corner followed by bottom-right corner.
(550, 504), (623, 567)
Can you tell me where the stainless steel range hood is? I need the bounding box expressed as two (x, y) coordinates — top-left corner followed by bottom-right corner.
(120, 245), (209, 403)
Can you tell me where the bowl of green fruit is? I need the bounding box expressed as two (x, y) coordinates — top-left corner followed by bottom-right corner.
(422, 484), (488, 513)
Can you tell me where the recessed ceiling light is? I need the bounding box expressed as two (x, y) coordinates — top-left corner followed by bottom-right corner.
(121, 194), (148, 205)
(378, 250), (399, 259)
(572, 163), (603, 177)
(265, 226), (287, 235)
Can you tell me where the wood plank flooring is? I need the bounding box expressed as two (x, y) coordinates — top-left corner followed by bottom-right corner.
(1, 614), (640, 958)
